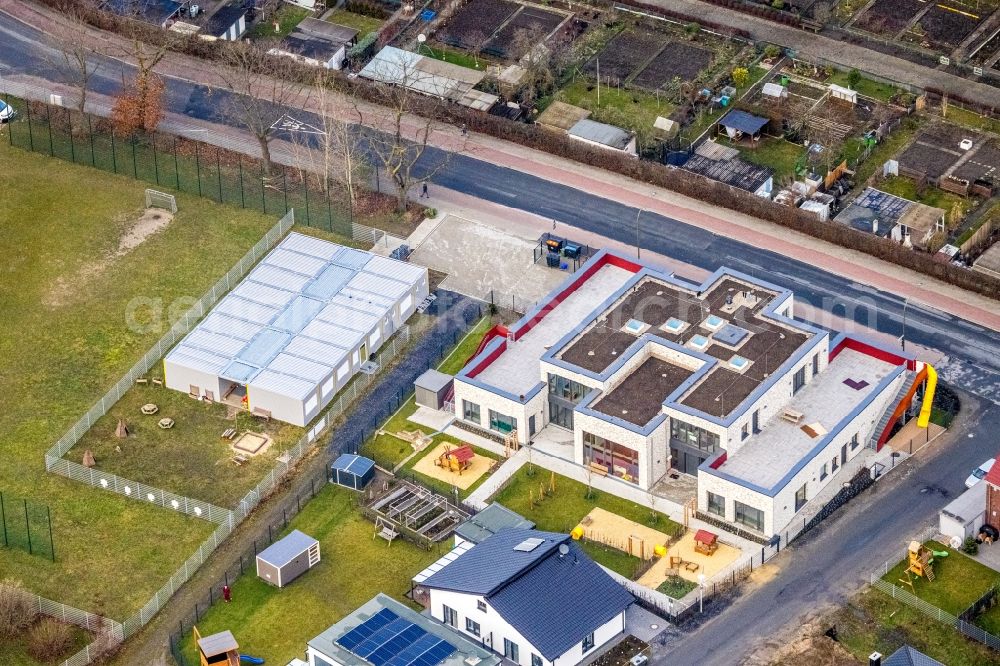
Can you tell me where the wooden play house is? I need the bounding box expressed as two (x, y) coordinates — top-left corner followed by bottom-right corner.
(193, 626), (239, 666)
(435, 444), (475, 474)
(694, 529), (719, 556)
(904, 541), (936, 582)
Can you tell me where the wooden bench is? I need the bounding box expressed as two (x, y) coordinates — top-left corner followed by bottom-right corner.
(151, 378), (163, 387)
(251, 407), (271, 422)
(221, 428), (236, 440)
(781, 408), (804, 424)
(135, 378), (148, 385)
(588, 462), (609, 476)
(231, 454), (249, 466)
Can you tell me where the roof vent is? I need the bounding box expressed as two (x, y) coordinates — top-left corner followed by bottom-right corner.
(465, 658), (482, 666)
(514, 537), (545, 552)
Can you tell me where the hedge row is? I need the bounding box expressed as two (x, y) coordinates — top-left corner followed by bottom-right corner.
(35, 0), (1000, 299)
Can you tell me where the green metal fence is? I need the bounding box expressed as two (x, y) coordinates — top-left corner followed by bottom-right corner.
(4, 97), (355, 237)
(0, 491), (55, 561)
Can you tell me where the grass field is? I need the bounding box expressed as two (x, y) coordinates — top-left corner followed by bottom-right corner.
(423, 44), (488, 71)
(738, 137), (806, 182)
(0, 141), (288, 620)
(0, 623), (93, 666)
(826, 71), (904, 103)
(491, 466), (683, 577)
(555, 78), (674, 146)
(71, 380), (304, 508)
(877, 176), (972, 229)
(438, 316), (491, 375)
(178, 485), (441, 666)
(943, 105), (1000, 136)
(831, 588), (1000, 665)
(325, 9), (385, 35)
(251, 5), (310, 39)
(881, 541), (1000, 615)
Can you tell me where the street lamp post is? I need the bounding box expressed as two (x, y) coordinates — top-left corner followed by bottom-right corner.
(901, 297), (908, 351)
(698, 573), (706, 613)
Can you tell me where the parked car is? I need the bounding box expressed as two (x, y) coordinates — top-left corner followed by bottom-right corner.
(0, 99), (16, 123)
(965, 458), (995, 488)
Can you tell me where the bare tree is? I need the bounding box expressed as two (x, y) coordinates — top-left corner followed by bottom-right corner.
(509, 28), (557, 108)
(47, 8), (103, 117)
(357, 56), (466, 212)
(288, 74), (370, 210)
(216, 41), (308, 175)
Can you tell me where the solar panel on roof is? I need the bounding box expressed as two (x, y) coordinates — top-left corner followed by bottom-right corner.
(335, 609), (455, 666)
(514, 537), (545, 552)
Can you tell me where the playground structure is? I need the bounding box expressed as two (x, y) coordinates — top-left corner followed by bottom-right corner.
(898, 540), (948, 591)
(193, 626), (241, 666)
(434, 444), (475, 474)
(366, 480), (469, 543)
(916, 364), (938, 429)
(396, 429), (434, 453)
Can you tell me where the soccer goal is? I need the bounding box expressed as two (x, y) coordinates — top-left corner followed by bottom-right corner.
(145, 188), (178, 214)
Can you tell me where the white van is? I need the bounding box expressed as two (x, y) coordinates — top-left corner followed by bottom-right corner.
(0, 99), (16, 123)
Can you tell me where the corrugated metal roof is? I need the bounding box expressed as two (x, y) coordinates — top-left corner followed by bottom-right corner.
(568, 119), (632, 150)
(165, 233), (426, 406)
(257, 529), (318, 568)
(238, 328), (292, 366)
(251, 369), (316, 399)
(216, 295), (280, 326)
(265, 247), (329, 277)
(453, 503), (535, 545)
(719, 109), (769, 135)
(269, 353), (334, 382)
(272, 296), (326, 333)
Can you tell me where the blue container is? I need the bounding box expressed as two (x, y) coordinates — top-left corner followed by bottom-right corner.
(421, 9), (436, 20)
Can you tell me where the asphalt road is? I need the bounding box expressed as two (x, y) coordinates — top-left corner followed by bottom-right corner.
(2, 10), (1000, 664)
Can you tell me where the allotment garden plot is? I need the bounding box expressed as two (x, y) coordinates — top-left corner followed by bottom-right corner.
(437, 0), (567, 60)
(854, 0), (996, 51)
(631, 41), (714, 89)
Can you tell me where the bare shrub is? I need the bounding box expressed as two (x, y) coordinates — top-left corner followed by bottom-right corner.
(27, 618), (74, 662)
(0, 578), (38, 639)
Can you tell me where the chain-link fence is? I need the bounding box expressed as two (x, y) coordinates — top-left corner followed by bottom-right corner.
(17, 592), (126, 666)
(2, 95), (356, 237)
(0, 492), (55, 561)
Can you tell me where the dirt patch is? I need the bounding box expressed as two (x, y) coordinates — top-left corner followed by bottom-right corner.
(44, 208), (174, 308)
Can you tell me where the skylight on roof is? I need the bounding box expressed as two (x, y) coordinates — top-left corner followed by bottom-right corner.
(688, 334), (709, 351)
(513, 537), (545, 552)
(661, 317), (688, 335)
(621, 319), (648, 336)
(703, 314), (725, 331)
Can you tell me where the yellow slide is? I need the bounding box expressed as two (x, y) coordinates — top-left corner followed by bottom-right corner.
(916, 364), (937, 428)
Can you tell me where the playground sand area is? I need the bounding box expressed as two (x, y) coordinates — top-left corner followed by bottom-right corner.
(637, 529), (742, 588)
(411, 441), (493, 489)
(578, 507), (671, 559)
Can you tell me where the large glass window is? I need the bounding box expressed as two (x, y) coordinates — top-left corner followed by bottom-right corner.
(582, 633), (595, 653)
(531, 655), (543, 666)
(707, 491), (725, 517)
(442, 605), (457, 628)
(488, 410), (517, 434)
(794, 484), (807, 512)
(548, 374), (588, 402)
(583, 432), (639, 483)
(548, 401), (575, 429)
(734, 501), (764, 532)
(504, 639), (519, 662)
(850, 432), (860, 450)
(670, 419), (720, 452)
(463, 400), (480, 425)
(793, 366), (806, 394)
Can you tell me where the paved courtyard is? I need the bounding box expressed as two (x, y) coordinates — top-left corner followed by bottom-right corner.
(408, 214), (569, 305)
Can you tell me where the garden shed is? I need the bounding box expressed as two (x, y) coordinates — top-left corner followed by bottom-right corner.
(256, 529), (321, 588)
(331, 453), (376, 490)
(415, 369), (453, 410)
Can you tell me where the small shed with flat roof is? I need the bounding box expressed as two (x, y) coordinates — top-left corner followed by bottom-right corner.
(567, 118), (636, 155)
(718, 109), (769, 141)
(414, 368), (453, 410)
(331, 454), (376, 490)
(256, 529), (321, 588)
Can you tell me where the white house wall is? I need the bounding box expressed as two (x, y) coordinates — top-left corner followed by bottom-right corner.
(247, 383), (308, 426)
(428, 588), (624, 666)
(697, 368), (904, 537)
(454, 379), (544, 445)
(572, 410), (664, 490)
(163, 359), (219, 399)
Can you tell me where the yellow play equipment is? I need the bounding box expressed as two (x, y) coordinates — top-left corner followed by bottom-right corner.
(434, 444), (474, 474)
(571, 525), (584, 540)
(899, 541), (946, 591)
(916, 364), (937, 428)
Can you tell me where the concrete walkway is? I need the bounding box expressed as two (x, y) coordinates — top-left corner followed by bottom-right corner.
(640, 0), (1000, 108)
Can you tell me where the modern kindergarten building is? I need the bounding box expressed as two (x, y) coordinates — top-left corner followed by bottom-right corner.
(452, 249), (925, 538)
(164, 233), (428, 426)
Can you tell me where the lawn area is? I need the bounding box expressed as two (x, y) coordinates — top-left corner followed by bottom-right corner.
(830, 588), (999, 666)
(423, 43), (488, 71)
(826, 70), (904, 103)
(656, 575), (698, 598)
(250, 5), (310, 39)
(491, 465), (683, 577)
(555, 78), (675, 146)
(0, 142), (285, 619)
(881, 541), (1000, 615)
(325, 8), (384, 35)
(178, 485), (441, 666)
(737, 137), (806, 182)
(0, 624), (93, 666)
(853, 116), (922, 183)
(877, 176), (972, 229)
(71, 381), (304, 508)
(943, 105), (1000, 136)
(438, 316), (491, 375)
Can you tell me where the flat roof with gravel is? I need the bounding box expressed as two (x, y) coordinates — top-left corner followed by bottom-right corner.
(591, 357), (693, 426)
